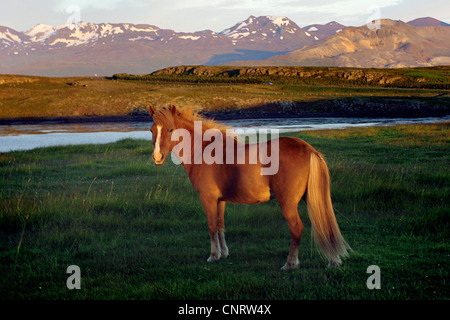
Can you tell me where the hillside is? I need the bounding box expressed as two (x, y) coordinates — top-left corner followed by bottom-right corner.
(235, 19), (450, 68)
(1, 66), (449, 121)
(119, 65), (450, 89)
(407, 17), (450, 27)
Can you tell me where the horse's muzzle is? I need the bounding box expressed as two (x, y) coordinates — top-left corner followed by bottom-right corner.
(153, 153), (165, 166)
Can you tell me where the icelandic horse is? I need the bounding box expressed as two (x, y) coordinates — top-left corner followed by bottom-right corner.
(148, 105), (350, 269)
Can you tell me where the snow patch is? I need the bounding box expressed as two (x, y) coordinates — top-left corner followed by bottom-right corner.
(307, 26), (319, 32)
(49, 25), (99, 46)
(228, 32), (249, 39)
(178, 35), (201, 40)
(267, 16), (290, 27)
(129, 36), (155, 41)
(25, 24), (55, 42)
(222, 21), (249, 36)
(100, 24), (124, 37)
(0, 29), (22, 43)
(128, 25), (158, 32)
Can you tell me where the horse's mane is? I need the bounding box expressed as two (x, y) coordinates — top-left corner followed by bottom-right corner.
(153, 105), (230, 134)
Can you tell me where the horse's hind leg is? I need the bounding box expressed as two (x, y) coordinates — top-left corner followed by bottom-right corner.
(279, 201), (304, 270)
(218, 201), (229, 258)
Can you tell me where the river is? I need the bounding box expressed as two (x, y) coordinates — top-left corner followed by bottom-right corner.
(0, 116), (448, 153)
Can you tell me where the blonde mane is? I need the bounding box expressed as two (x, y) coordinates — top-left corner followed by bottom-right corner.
(153, 105), (230, 134)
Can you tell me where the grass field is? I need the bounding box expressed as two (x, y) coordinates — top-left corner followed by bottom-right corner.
(1, 67), (449, 120)
(0, 122), (448, 300)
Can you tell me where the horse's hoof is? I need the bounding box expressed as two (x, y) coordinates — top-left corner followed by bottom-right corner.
(281, 260), (299, 270)
(221, 249), (229, 259)
(207, 255), (220, 262)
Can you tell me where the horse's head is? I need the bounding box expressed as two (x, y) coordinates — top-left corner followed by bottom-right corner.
(149, 105), (177, 166)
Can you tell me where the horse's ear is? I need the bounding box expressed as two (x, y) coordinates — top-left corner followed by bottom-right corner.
(149, 106), (155, 116)
(171, 105), (177, 115)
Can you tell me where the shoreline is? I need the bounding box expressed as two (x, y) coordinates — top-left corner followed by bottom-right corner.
(1, 110), (449, 126)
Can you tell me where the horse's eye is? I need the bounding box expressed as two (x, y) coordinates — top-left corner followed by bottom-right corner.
(169, 129), (173, 133)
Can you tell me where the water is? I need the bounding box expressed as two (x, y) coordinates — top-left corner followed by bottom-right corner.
(0, 116), (448, 153)
(0, 122), (152, 153)
(226, 116), (450, 132)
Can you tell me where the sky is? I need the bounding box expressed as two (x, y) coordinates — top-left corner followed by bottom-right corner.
(1, 0), (450, 32)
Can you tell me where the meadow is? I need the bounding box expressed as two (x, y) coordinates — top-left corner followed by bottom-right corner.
(1, 66), (449, 120)
(0, 122), (448, 300)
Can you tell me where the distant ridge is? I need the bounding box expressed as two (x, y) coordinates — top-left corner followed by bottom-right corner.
(230, 19), (450, 69)
(407, 17), (450, 27)
(1, 16), (449, 76)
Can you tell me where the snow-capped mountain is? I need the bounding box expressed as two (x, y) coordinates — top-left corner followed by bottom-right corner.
(244, 19), (450, 69)
(23, 22), (162, 47)
(0, 26), (30, 48)
(0, 16), (317, 75)
(0, 15), (449, 76)
(220, 15), (312, 49)
(302, 21), (346, 41)
(25, 24), (56, 42)
(7, 16), (313, 51)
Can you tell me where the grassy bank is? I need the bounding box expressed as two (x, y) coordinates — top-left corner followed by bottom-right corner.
(118, 65), (450, 89)
(1, 66), (449, 120)
(0, 123), (448, 300)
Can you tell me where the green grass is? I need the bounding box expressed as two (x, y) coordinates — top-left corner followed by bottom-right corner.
(118, 65), (450, 89)
(404, 70), (447, 82)
(1, 67), (449, 119)
(0, 123), (448, 300)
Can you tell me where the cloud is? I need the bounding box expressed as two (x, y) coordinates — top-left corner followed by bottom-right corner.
(304, 0), (402, 15)
(1, 0), (449, 32)
(53, 0), (141, 12)
(203, 0), (401, 14)
(165, 0), (406, 28)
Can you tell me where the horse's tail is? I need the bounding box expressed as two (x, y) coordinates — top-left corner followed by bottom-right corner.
(306, 152), (350, 266)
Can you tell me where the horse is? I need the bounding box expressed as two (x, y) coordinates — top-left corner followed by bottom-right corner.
(148, 105), (350, 269)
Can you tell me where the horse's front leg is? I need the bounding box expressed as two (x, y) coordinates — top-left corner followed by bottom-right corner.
(199, 194), (221, 262)
(217, 201), (229, 259)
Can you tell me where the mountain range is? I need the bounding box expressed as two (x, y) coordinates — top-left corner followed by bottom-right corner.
(0, 16), (449, 76)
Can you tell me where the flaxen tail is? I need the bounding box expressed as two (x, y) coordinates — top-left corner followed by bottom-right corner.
(306, 152), (350, 266)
